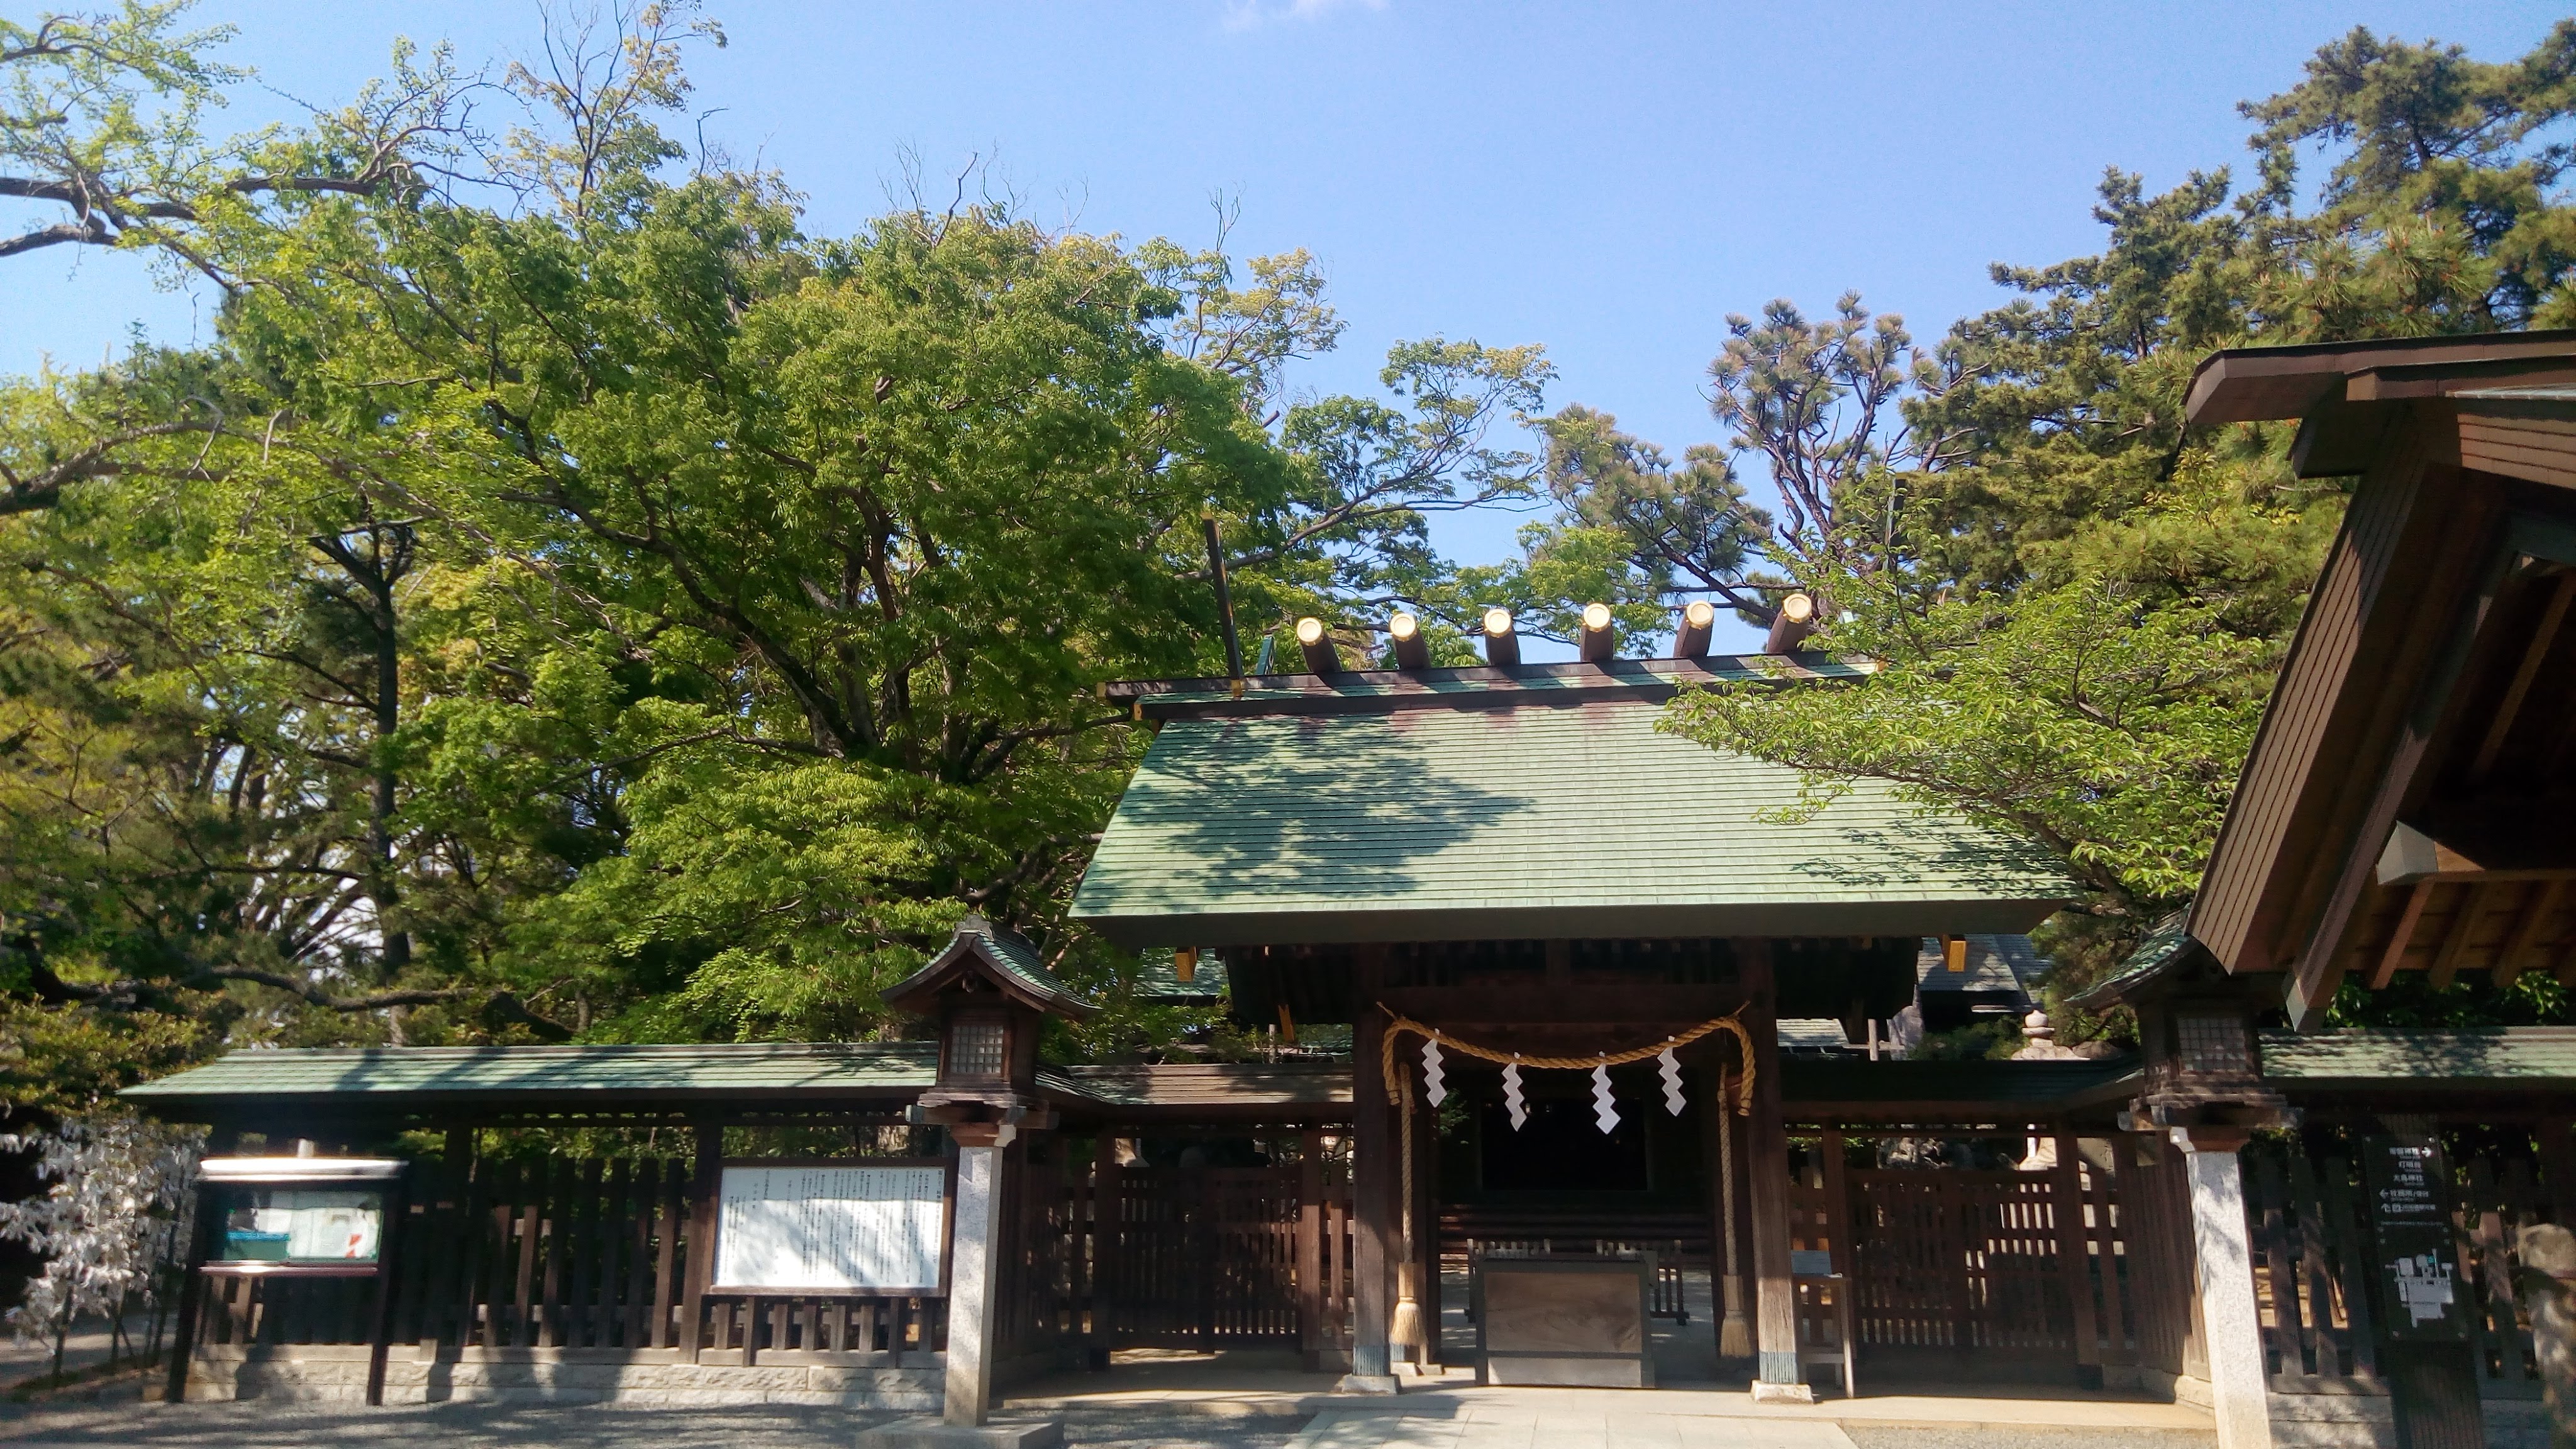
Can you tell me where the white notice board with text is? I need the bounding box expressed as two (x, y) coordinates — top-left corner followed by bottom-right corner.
(712, 1163), (947, 1294)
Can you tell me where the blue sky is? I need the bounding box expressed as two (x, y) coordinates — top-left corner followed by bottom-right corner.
(6, 1), (2564, 650)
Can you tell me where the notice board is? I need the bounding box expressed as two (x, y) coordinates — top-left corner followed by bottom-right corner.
(712, 1162), (948, 1294)
(2361, 1135), (2468, 1342)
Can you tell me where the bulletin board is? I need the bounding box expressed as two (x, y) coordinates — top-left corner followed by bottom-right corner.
(711, 1160), (950, 1295)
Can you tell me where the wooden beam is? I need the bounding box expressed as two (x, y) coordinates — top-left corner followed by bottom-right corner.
(2470, 572), (2576, 781)
(1388, 611), (1429, 670)
(2428, 883), (2490, 990)
(2370, 880), (2436, 989)
(2375, 818), (2576, 887)
(1673, 600), (1716, 660)
(1479, 608), (1519, 666)
(1296, 617), (1342, 675)
(2555, 933), (2576, 991)
(2495, 880), (2568, 988)
(1579, 602), (1616, 663)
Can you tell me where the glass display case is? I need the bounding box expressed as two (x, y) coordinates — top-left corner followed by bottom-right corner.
(216, 1187), (384, 1264)
(197, 1156), (405, 1277)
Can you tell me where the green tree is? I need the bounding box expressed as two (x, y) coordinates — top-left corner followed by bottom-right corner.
(1638, 25), (2576, 1030)
(0, 4), (1557, 1103)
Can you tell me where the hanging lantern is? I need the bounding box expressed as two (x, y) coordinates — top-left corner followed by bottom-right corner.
(1592, 1062), (1620, 1135)
(1421, 1036), (1447, 1108)
(1503, 1058), (1527, 1130)
(1659, 1045), (1685, 1116)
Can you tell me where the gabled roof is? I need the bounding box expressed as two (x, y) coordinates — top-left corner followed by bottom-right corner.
(881, 914), (1097, 1021)
(2067, 913), (2210, 1011)
(2184, 329), (2576, 428)
(2177, 331), (2576, 1026)
(1072, 700), (2077, 948)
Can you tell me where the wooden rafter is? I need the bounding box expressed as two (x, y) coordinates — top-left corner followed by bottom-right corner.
(2428, 882), (2490, 990)
(2470, 572), (2576, 782)
(2370, 881), (2438, 990)
(2494, 880), (2566, 988)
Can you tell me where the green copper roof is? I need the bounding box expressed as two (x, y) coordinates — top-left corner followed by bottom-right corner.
(123, 1041), (939, 1106)
(2069, 912), (2204, 1010)
(953, 915), (1092, 1014)
(2260, 1028), (2576, 1085)
(1072, 701), (2076, 948)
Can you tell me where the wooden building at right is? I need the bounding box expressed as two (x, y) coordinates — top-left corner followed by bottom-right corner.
(2127, 330), (2576, 1449)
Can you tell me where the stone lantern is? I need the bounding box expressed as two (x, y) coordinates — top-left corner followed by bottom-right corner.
(876, 914), (1094, 1445)
(2074, 918), (2293, 1141)
(2070, 915), (2294, 1449)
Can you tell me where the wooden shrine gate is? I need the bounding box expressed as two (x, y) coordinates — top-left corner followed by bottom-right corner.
(1016, 1145), (1355, 1368)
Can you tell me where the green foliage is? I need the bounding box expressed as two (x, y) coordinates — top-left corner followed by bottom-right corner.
(1910, 1020), (2024, 1063)
(0, 6), (1557, 1107)
(1621, 25), (2576, 1030)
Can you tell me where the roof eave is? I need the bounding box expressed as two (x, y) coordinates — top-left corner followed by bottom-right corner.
(1074, 897), (2077, 951)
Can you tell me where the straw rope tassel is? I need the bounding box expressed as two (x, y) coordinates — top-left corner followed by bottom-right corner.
(1716, 1062), (1752, 1360)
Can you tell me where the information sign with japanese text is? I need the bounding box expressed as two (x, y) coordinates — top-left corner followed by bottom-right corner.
(712, 1163), (947, 1294)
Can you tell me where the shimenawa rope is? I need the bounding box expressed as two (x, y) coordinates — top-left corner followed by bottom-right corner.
(1373, 1008), (1757, 1362)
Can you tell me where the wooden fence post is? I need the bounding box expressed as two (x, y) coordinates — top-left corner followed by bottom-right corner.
(1299, 1128), (1324, 1370)
(681, 1121), (721, 1363)
(2051, 1127), (2103, 1387)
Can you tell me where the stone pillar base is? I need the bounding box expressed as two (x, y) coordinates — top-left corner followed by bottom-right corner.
(1336, 1372), (1401, 1394)
(1751, 1380), (1815, 1404)
(857, 1416), (1063, 1448)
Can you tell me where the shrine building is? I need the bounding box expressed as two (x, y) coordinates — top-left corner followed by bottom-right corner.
(120, 329), (2576, 1449)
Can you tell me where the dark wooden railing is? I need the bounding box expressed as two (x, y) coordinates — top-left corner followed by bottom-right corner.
(2240, 1128), (2562, 1401)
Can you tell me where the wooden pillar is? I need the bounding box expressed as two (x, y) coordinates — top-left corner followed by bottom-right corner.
(1411, 1082), (1441, 1369)
(1298, 1128), (1325, 1372)
(1089, 1131), (1120, 1367)
(1821, 1129), (1857, 1399)
(1348, 994), (1397, 1389)
(1737, 939), (1806, 1400)
(2053, 1126), (2104, 1388)
(161, 1179), (221, 1404)
(680, 1120), (721, 1364)
(363, 1172), (410, 1405)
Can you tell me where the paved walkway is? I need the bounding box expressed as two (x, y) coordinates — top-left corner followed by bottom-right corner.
(0, 1314), (164, 1389)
